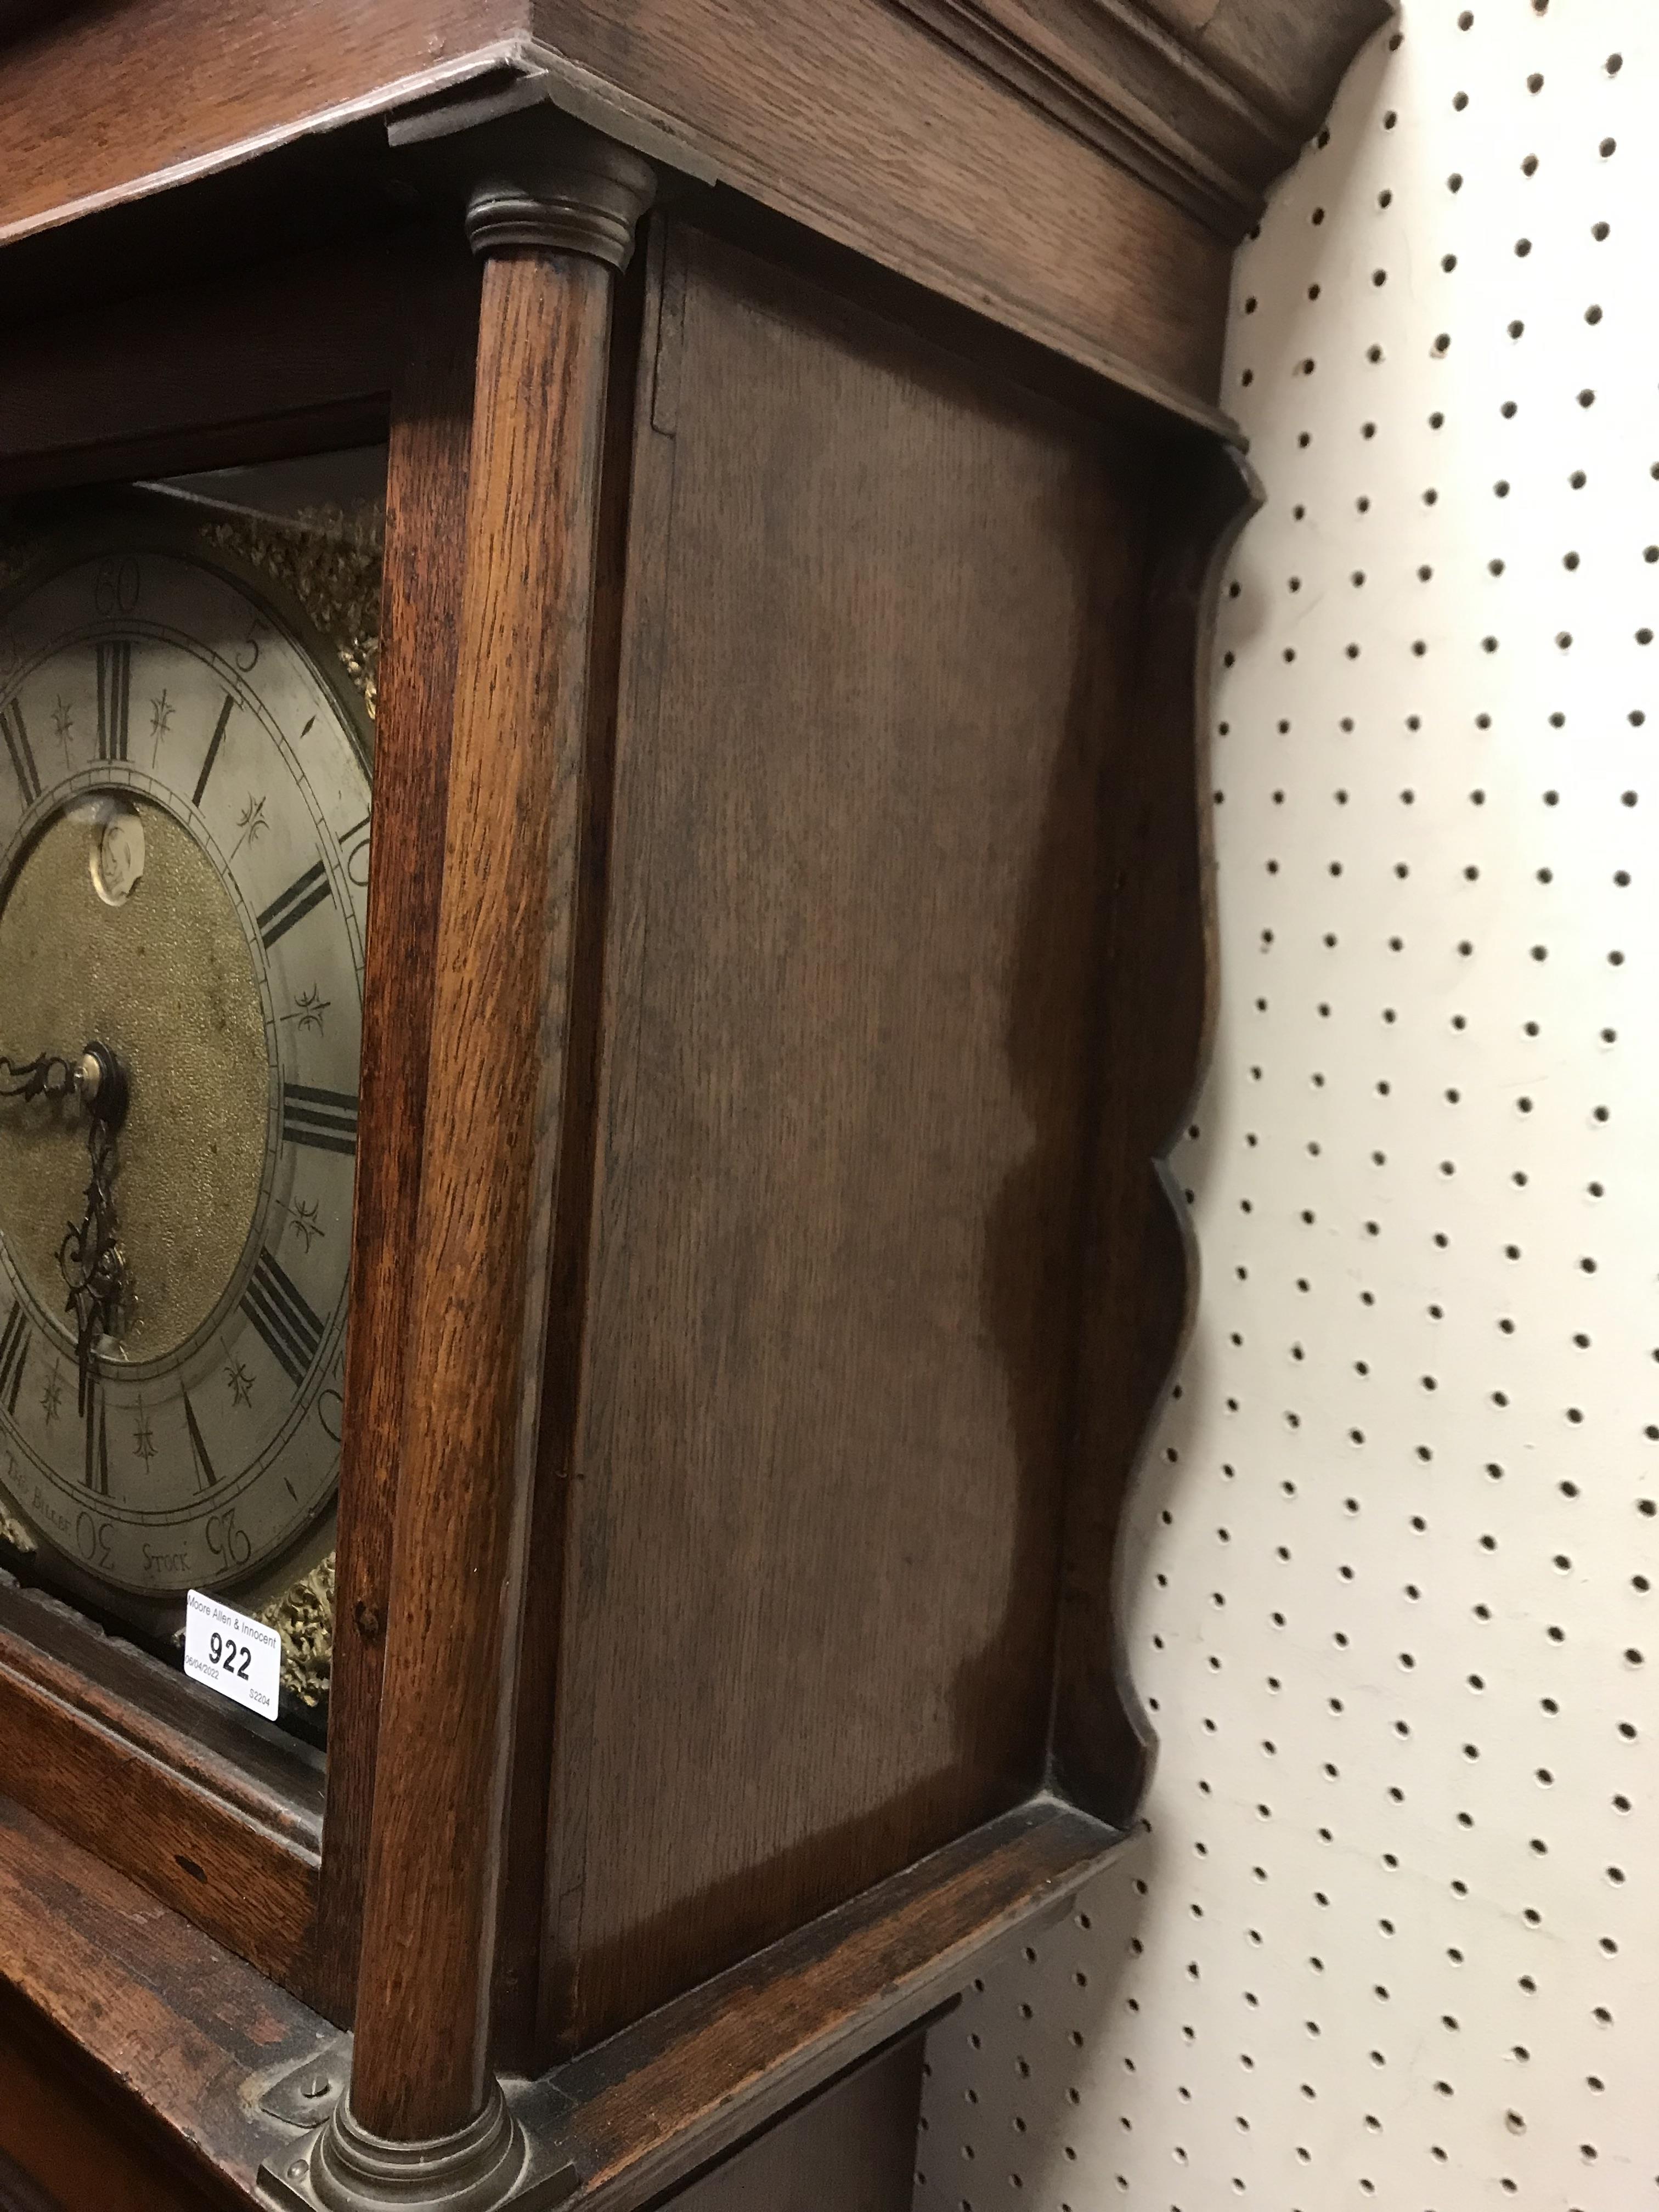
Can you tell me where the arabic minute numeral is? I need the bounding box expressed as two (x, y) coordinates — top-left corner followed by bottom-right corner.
(93, 557), (140, 618)
(340, 812), (371, 889)
(206, 1506), (251, 1571)
(75, 1509), (111, 1567)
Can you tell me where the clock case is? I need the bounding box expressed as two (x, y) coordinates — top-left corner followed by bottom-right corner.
(0, 4), (1389, 2208)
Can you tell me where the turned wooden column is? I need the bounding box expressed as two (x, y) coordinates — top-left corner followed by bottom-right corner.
(319, 115), (653, 2196)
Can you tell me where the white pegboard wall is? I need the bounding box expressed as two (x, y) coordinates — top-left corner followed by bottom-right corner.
(916, 5), (1659, 2209)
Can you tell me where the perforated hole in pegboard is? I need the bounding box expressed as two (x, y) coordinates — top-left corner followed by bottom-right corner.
(916, 5), (1659, 2207)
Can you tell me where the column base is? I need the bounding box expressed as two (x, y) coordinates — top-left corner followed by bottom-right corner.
(258, 2075), (576, 2212)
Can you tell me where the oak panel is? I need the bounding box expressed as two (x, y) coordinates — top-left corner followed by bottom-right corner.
(551, 223), (1150, 2047)
(654, 2035), (923, 2212)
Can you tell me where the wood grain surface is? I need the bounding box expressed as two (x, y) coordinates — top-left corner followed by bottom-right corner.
(318, 246), (481, 2029)
(0, 1579), (321, 1849)
(0, 0), (524, 246)
(0, 0), (1385, 422)
(0, 2018), (223, 2212)
(493, 236), (651, 2071)
(543, 1798), (1129, 2211)
(541, 220), (1152, 2052)
(0, 1589), (320, 1994)
(348, 241), (621, 2140)
(0, 1782), (1122, 2212)
(0, 1793), (332, 2208)
(527, 0), (1233, 407)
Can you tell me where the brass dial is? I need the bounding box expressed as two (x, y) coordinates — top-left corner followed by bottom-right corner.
(0, 521), (372, 1604)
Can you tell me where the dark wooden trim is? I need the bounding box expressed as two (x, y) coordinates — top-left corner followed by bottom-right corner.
(891, 0), (1291, 232)
(528, 1797), (1129, 2212)
(0, 2), (1389, 428)
(517, 3), (1234, 410)
(0, 1578), (322, 1846)
(0, 4), (529, 248)
(889, 0), (1392, 235)
(0, 1782), (1127, 2210)
(668, 180), (1239, 445)
(0, 1793), (332, 2207)
(1050, 434), (1256, 1819)
(0, 1605), (320, 1993)
(315, 244), (483, 2030)
(0, 234), (441, 496)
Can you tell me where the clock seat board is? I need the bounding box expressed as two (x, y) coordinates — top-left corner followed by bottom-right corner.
(0, 3), (1389, 2208)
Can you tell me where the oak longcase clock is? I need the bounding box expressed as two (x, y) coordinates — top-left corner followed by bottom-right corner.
(0, 7), (1387, 2211)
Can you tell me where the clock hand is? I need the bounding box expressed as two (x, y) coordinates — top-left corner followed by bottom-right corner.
(0, 1049), (86, 1106)
(43, 1042), (129, 1416)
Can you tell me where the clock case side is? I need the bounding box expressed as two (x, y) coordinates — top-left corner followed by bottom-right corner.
(0, 222), (482, 2019)
(486, 201), (1251, 2071)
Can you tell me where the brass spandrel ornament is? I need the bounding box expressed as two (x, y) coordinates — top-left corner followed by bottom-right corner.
(198, 502), (383, 725)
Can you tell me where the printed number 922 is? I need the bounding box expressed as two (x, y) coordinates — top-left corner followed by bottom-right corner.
(208, 1629), (253, 1681)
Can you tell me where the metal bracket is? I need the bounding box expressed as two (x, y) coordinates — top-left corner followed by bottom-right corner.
(258, 2033), (353, 2129)
(256, 2051), (579, 2212)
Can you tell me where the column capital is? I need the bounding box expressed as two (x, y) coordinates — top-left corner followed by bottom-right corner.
(464, 114), (656, 269)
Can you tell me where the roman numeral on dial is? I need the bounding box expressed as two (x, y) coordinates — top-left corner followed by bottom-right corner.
(0, 1302), (27, 1417)
(84, 1382), (108, 1494)
(0, 700), (40, 808)
(283, 1083), (358, 1156)
(241, 1246), (325, 1387)
(96, 642), (131, 760)
(183, 1390), (217, 1491)
(258, 860), (332, 950)
(191, 693), (235, 808)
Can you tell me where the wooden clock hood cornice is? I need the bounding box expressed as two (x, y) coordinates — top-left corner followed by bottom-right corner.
(0, 0), (1389, 420)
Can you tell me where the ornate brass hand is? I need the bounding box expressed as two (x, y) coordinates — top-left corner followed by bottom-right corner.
(0, 1048), (84, 1106)
(0, 1042), (129, 1410)
(57, 1044), (127, 1414)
